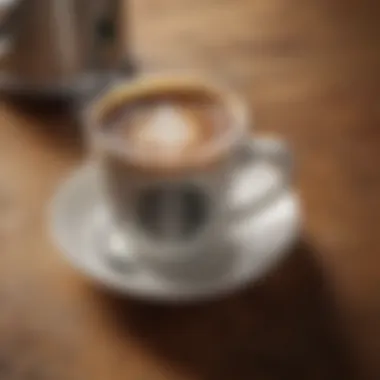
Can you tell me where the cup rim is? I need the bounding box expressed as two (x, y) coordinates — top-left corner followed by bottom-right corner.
(84, 73), (250, 173)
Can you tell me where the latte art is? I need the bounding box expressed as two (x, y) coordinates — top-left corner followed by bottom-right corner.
(102, 90), (230, 165)
(127, 105), (200, 151)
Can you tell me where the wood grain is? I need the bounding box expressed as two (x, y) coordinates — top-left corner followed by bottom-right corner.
(0, 0), (380, 378)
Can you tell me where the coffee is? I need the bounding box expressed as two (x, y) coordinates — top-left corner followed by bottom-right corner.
(85, 75), (290, 267)
(99, 90), (231, 165)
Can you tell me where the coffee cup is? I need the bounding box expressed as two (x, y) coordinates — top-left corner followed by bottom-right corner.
(84, 74), (291, 266)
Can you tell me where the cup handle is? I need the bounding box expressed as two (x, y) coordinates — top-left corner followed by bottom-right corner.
(229, 135), (292, 221)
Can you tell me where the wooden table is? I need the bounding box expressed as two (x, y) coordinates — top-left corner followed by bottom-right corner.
(1, 0), (380, 379)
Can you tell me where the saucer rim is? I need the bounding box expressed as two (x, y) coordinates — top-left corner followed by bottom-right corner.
(50, 163), (301, 302)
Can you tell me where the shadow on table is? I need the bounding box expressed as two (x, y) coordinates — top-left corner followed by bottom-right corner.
(3, 95), (85, 154)
(97, 238), (357, 380)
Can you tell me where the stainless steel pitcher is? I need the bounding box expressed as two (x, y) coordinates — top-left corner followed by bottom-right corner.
(0, 0), (135, 98)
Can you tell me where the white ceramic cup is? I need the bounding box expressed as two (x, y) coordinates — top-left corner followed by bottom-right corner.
(84, 74), (292, 266)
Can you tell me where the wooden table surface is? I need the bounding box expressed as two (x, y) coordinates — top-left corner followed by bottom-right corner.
(1, 0), (380, 379)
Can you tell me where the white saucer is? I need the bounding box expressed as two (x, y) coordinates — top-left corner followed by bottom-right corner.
(50, 164), (301, 302)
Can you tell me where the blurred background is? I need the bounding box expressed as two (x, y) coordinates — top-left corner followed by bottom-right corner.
(0, 0), (379, 379)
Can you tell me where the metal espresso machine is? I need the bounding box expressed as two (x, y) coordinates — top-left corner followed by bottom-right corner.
(0, 0), (136, 103)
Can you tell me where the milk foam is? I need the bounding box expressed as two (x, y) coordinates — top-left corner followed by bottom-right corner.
(136, 105), (198, 149)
